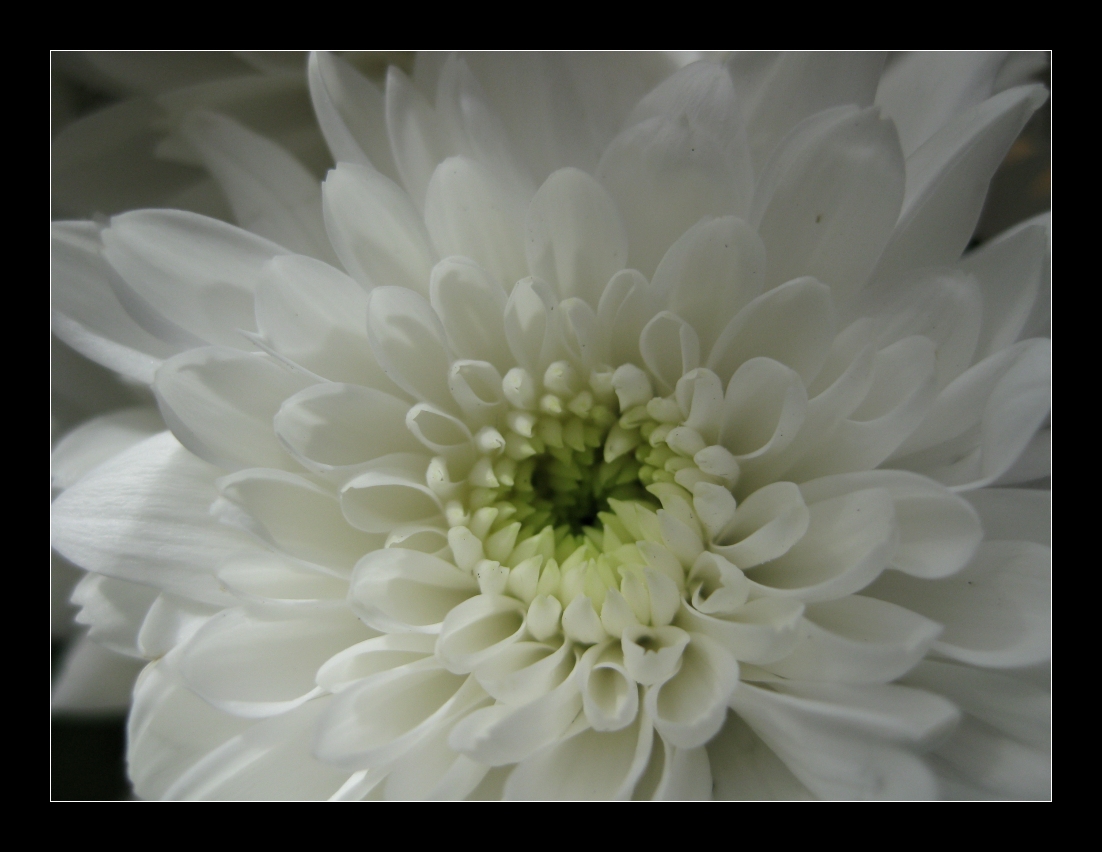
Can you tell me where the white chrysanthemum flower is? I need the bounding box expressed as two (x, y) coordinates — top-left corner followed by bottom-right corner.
(51, 52), (1051, 800)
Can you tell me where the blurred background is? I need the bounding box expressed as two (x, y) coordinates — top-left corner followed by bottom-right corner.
(50, 51), (1051, 800)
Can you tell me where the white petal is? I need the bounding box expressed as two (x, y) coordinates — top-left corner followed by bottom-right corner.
(525, 167), (628, 307)
(308, 52), (398, 181)
(348, 548), (477, 634)
(504, 277), (564, 374)
(503, 711), (653, 800)
(254, 254), (399, 390)
(639, 312), (700, 396)
(678, 597), (804, 665)
(314, 660), (477, 767)
(719, 358), (808, 468)
(752, 106), (904, 301)
(729, 52), (885, 172)
(651, 217), (765, 358)
(340, 461), (444, 534)
(474, 639), (575, 705)
(316, 632), (436, 693)
(959, 213), (1049, 361)
(745, 488), (897, 602)
(596, 114), (737, 278)
(875, 52), (1007, 156)
(424, 156), (530, 289)
(383, 702), (495, 801)
(576, 642), (639, 731)
(51, 406), (164, 492)
(892, 339), (1050, 490)
(385, 65), (452, 212)
(865, 541), (1049, 668)
(731, 681), (953, 799)
(599, 269), (662, 369)
(646, 632), (739, 748)
(799, 470), (982, 579)
(102, 209), (284, 349)
(181, 111), (334, 263)
(179, 607), (369, 717)
(52, 222), (176, 383)
(764, 595), (941, 684)
(707, 709), (814, 799)
(436, 594), (528, 674)
(708, 277), (835, 387)
(216, 550), (344, 611)
(274, 382), (421, 475)
(429, 256), (513, 373)
(366, 286), (455, 412)
(162, 695), (351, 800)
(874, 85), (1048, 280)
(322, 162), (437, 296)
(449, 676), (583, 768)
(50, 431), (245, 605)
(790, 335), (936, 479)
(216, 468), (381, 573)
(154, 347), (312, 471)
(70, 572), (160, 658)
(712, 481), (810, 568)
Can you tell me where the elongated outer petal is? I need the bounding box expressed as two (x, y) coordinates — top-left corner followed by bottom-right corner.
(253, 254), (400, 391)
(70, 572), (160, 659)
(745, 488), (898, 603)
(430, 257), (513, 374)
(525, 167), (628, 308)
(385, 65), (452, 213)
(503, 710), (654, 800)
(958, 212), (1049, 361)
(708, 277), (835, 387)
(101, 210), (285, 350)
(216, 469), (381, 574)
(865, 541), (1050, 668)
(763, 595), (941, 684)
(874, 85), (1048, 281)
(904, 660), (1049, 799)
(892, 339), (1050, 490)
(314, 659), (480, 768)
(449, 672), (583, 768)
(651, 216), (765, 356)
(875, 52), (1007, 157)
(596, 113), (737, 278)
(181, 111), (335, 263)
(707, 709), (814, 799)
(799, 470), (982, 579)
(322, 162), (437, 296)
(383, 699), (495, 801)
(366, 286), (455, 413)
(51, 406), (165, 493)
(349, 548), (478, 634)
(731, 681), (956, 800)
(728, 52), (885, 173)
(52, 222), (177, 384)
(137, 592), (224, 660)
(425, 156), (530, 289)
(275, 382), (421, 475)
(753, 106), (903, 302)
(179, 607), (369, 718)
(51, 431), (247, 605)
(677, 597), (804, 666)
(154, 347), (312, 472)
(308, 52), (399, 182)
(316, 633), (437, 694)
(639, 312), (700, 397)
(150, 686), (350, 800)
